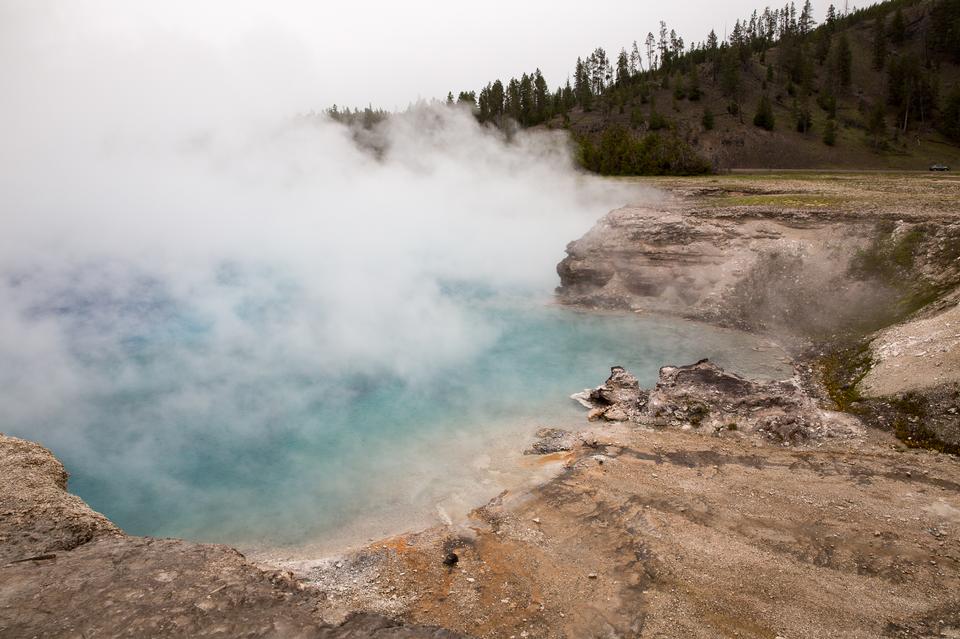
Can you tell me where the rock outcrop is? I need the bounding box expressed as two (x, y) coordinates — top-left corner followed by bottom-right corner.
(556, 206), (875, 333)
(571, 365), (647, 422)
(574, 360), (862, 444)
(557, 203), (960, 337)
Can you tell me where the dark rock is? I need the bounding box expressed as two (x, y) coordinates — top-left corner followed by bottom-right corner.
(524, 428), (575, 455)
(574, 360), (863, 444)
(442, 552), (459, 567)
(572, 366), (648, 422)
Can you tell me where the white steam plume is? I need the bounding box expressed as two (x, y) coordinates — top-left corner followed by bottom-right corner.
(0, 4), (649, 543)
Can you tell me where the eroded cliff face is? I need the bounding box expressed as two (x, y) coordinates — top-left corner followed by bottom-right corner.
(557, 202), (960, 339)
(557, 205), (871, 332)
(0, 434), (466, 639)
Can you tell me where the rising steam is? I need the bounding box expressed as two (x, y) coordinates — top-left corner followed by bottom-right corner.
(0, 5), (643, 544)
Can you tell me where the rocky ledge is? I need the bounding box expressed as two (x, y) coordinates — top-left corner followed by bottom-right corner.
(556, 203), (960, 336)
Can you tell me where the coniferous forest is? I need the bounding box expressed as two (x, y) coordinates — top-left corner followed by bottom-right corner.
(328, 0), (960, 174)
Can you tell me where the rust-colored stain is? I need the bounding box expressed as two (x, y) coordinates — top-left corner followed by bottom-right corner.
(533, 450), (575, 465)
(372, 534), (413, 555)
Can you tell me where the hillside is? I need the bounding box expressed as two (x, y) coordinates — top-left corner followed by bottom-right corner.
(448, 0), (960, 173)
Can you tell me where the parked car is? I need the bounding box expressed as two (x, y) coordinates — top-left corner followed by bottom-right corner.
(930, 163), (950, 171)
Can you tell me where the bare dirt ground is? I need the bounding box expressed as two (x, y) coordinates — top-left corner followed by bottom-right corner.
(295, 422), (960, 639)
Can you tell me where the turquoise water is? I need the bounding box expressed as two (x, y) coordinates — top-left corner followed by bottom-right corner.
(10, 283), (788, 551)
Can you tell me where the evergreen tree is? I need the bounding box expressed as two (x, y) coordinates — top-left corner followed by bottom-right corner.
(872, 15), (888, 71)
(798, 0), (815, 36)
(505, 78), (521, 120)
(815, 30), (832, 65)
(939, 84), (960, 142)
(720, 47), (743, 120)
(834, 33), (852, 89)
(753, 93), (776, 130)
(630, 40), (643, 75)
(645, 32), (658, 71)
(930, 0), (960, 63)
(658, 21), (670, 71)
(616, 48), (630, 85)
(688, 65), (702, 101)
(518, 73), (533, 124)
(706, 30), (719, 52)
(532, 70), (549, 123)
(702, 107), (715, 130)
(795, 98), (813, 133)
(868, 101), (886, 148)
(563, 79), (576, 110)
(823, 118), (837, 145)
(574, 58), (592, 109)
(890, 8), (906, 44)
(490, 80), (505, 119)
(825, 4), (837, 29)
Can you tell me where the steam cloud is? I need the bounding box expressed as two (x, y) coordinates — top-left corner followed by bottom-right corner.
(0, 5), (640, 543)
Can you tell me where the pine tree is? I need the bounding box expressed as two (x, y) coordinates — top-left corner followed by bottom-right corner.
(872, 16), (888, 70)
(574, 58), (592, 109)
(753, 93), (776, 130)
(890, 8), (906, 44)
(702, 107), (715, 130)
(868, 102), (886, 148)
(490, 80), (505, 119)
(834, 33), (852, 89)
(518, 73), (533, 124)
(795, 97), (813, 133)
(940, 85), (960, 142)
(629, 41), (643, 75)
(532, 70), (549, 123)
(658, 21), (670, 71)
(823, 119), (837, 145)
(645, 32), (658, 72)
(706, 30), (719, 52)
(688, 65), (702, 101)
(825, 4), (837, 30)
(616, 48), (630, 85)
(720, 47), (743, 121)
(505, 78), (521, 120)
(798, 0), (815, 36)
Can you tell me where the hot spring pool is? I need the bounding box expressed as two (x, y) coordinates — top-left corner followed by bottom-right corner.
(8, 290), (790, 554)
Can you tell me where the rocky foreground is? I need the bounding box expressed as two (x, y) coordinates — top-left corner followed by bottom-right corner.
(290, 362), (960, 638)
(0, 434), (465, 638)
(3, 174), (959, 638)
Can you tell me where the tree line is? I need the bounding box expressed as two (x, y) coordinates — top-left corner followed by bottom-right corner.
(322, 0), (960, 173)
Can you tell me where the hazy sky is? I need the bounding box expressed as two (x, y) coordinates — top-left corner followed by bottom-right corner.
(2, 0), (842, 111)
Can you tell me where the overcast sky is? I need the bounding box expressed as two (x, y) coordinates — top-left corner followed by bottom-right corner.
(1, 0), (847, 113)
